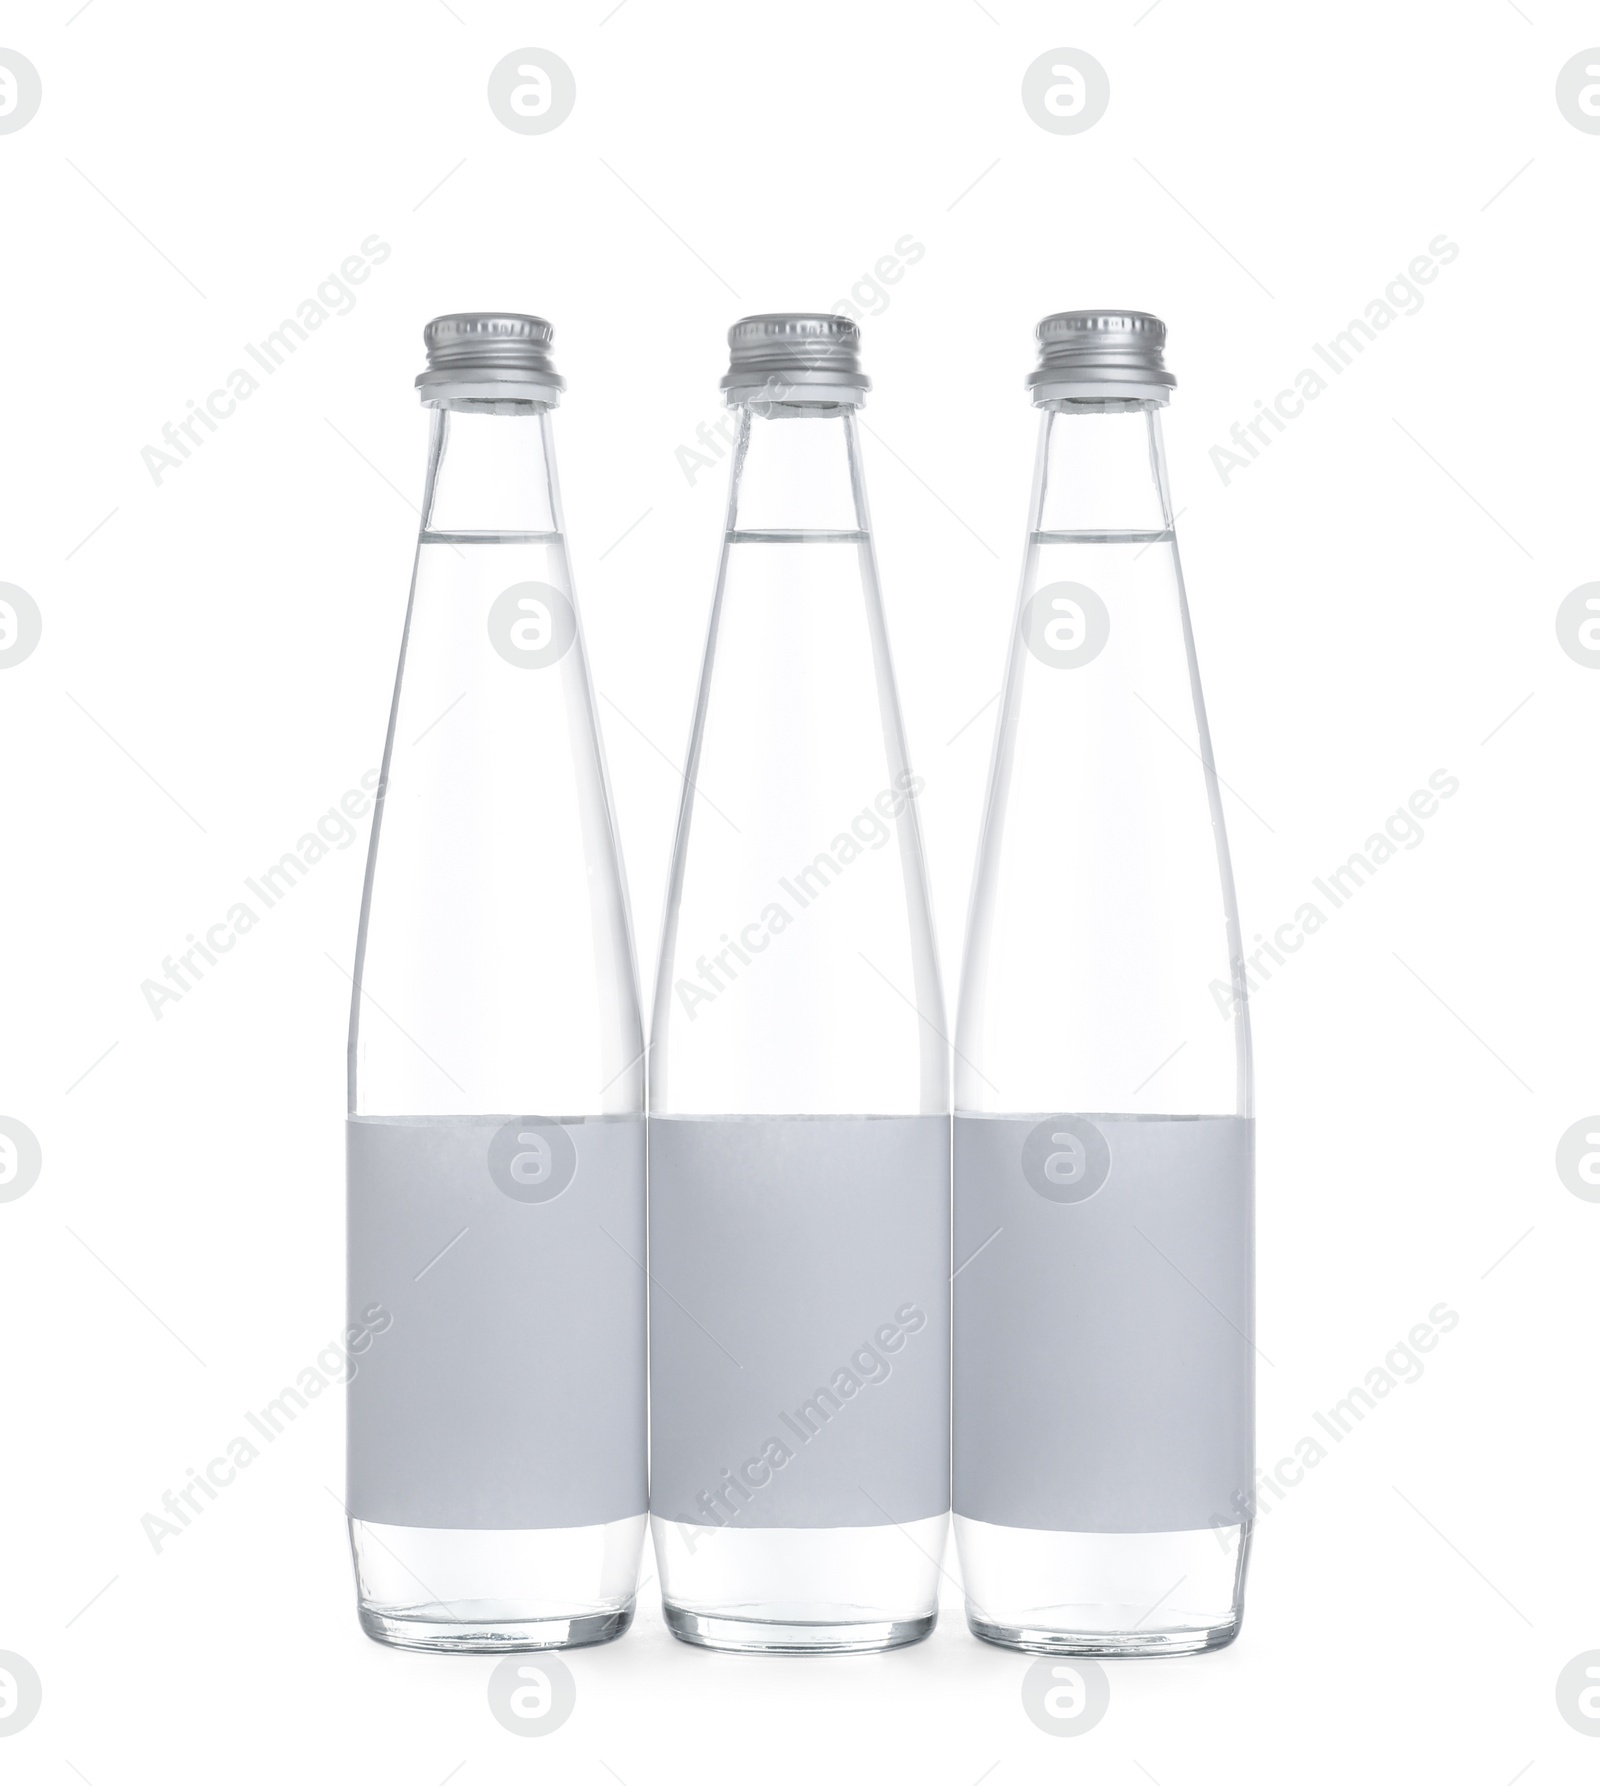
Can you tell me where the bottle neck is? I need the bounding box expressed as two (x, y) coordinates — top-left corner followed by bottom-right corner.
(725, 402), (868, 536)
(1032, 400), (1172, 536)
(420, 403), (562, 537)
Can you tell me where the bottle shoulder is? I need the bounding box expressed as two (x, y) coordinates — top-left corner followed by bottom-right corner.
(351, 538), (642, 1117)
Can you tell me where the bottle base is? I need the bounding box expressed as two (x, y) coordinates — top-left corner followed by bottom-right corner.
(348, 1513), (646, 1653)
(664, 1605), (936, 1655)
(359, 1601), (634, 1653)
(650, 1512), (947, 1653)
(952, 1514), (1250, 1658)
(967, 1610), (1239, 1657)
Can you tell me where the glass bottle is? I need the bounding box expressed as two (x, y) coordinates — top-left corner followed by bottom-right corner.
(345, 314), (646, 1651)
(648, 315), (950, 1654)
(953, 311), (1254, 1654)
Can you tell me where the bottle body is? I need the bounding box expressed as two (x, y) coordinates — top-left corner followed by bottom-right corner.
(347, 379), (646, 1651)
(953, 393), (1254, 1654)
(648, 382), (949, 1653)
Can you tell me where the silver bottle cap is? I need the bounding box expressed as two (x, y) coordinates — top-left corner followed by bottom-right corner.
(1027, 310), (1176, 405)
(721, 313), (871, 406)
(415, 312), (565, 406)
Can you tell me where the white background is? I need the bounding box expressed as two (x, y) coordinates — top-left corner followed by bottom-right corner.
(1, 1), (1595, 1778)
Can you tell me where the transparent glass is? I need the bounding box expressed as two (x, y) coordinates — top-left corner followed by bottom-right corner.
(347, 399), (646, 1651)
(954, 399), (1253, 1654)
(649, 401), (948, 1652)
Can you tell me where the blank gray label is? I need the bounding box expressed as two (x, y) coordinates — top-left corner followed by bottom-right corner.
(649, 1115), (950, 1529)
(347, 1115), (646, 1530)
(954, 1114), (1253, 1534)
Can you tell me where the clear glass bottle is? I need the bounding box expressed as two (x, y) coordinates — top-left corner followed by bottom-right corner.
(648, 315), (950, 1654)
(345, 314), (646, 1651)
(953, 312), (1254, 1655)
